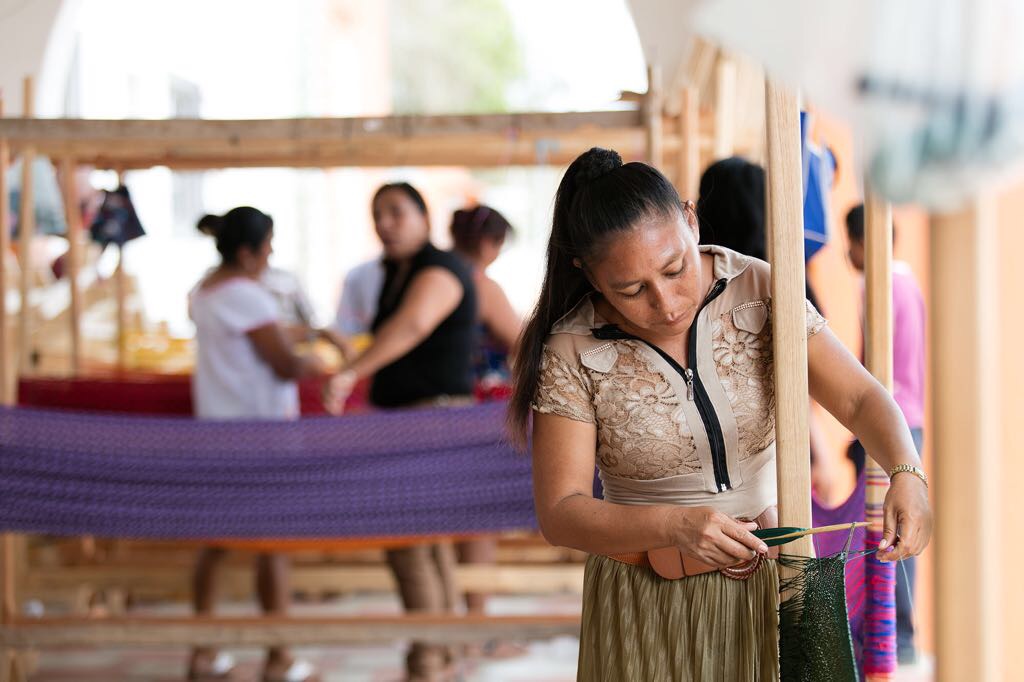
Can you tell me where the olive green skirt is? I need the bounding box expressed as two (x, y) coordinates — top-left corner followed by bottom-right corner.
(577, 555), (780, 682)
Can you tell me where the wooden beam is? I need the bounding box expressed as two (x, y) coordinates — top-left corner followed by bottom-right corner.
(0, 111), (746, 171)
(0, 96), (12, 403)
(0, 98), (20, 682)
(931, 199), (1000, 682)
(0, 111), (647, 169)
(58, 158), (82, 375)
(0, 614), (581, 648)
(0, 110), (643, 143)
(864, 192), (893, 389)
(16, 77), (34, 376)
(25, 563), (585, 601)
(675, 86), (699, 200)
(764, 80), (813, 559)
(713, 57), (737, 160)
(645, 64), (664, 170)
(114, 171), (127, 371)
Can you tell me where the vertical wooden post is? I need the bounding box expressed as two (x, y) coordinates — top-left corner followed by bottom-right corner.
(764, 80), (813, 559)
(1, 84), (24, 682)
(59, 158), (83, 375)
(0, 95), (12, 403)
(115, 170), (127, 371)
(863, 189), (897, 679)
(0, 89), (13, 630)
(17, 77), (34, 376)
(931, 199), (1000, 682)
(713, 57), (736, 160)
(997, 192), (1024, 680)
(644, 64), (663, 170)
(675, 86), (699, 200)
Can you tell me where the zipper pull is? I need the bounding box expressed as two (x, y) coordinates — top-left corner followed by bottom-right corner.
(683, 368), (695, 401)
(719, 482), (728, 492)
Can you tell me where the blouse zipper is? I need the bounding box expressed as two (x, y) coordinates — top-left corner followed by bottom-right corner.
(689, 279), (730, 491)
(592, 277), (731, 492)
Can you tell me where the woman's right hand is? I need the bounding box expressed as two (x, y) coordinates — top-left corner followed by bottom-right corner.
(667, 506), (769, 568)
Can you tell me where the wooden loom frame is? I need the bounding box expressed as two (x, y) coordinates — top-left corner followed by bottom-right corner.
(0, 69), (741, 679)
(0, 70), (906, 680)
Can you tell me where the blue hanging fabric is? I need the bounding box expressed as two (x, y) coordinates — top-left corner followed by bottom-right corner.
(801, 112), (835, 263)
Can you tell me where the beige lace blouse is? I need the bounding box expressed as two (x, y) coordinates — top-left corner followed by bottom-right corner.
(532, 246), (827, 505)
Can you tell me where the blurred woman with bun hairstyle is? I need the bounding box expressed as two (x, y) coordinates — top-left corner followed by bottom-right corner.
(189, 206), (323, 682)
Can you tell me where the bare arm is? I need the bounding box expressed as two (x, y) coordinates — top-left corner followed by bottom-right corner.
(317, 327), (358, 364)
(477, 275), (522, 352)
(807, 327), (932, 559)
(247, 323), (325, 380)
(532, 412), (767, 567)
(346, 266), (462, 379)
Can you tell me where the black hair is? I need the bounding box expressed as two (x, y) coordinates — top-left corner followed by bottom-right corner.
(696, 157), (766, 261)
(197, 207), (273, 265)
(696, 157), (826, 313)
(450, 205), (513, 255)
(845, 202), (898, 248)
(373, 182), (429, 218)
(508, 147), (683, 446)
(845, 203), (865, 242)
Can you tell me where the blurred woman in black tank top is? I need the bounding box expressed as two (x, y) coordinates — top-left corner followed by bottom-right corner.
(327, 183), (476, 680)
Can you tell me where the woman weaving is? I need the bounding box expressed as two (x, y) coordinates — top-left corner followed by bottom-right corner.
(509, 148), (932, 680)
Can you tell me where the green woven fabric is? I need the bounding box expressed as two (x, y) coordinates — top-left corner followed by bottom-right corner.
(777, 552), (860, 682)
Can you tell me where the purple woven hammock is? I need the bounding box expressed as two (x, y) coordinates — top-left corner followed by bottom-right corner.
(0, 404), (536, 539)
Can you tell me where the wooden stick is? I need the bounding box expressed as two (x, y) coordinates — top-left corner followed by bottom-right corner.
(931, 199), (1000, 682)
(764, 80), (814, 561)
(713, 56), (737, 159)
(0, 95), (12, 403)
(863, 192), (893, 516)
(675, 86), (699, 200)
(762, 522), (869, 544)
(0, 79), (17, 651)
(0, 96), (20, 680)
(0, 535), (13, 627)
(16, 77), (34, 377)
(863, 190), (894, 527)
(644, 64), (664, 169)
(114, 170), (126, 371)
(58, 158), (82, 375)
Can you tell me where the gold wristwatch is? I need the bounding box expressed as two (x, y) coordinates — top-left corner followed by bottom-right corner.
(888, 463), (928, 488)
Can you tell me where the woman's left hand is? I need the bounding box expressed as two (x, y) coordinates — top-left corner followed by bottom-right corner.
(878, 473), (932, 562)
(324, 370), (358, 415)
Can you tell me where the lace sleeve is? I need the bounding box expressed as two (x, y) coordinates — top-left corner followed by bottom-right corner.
(806, 299), (828, 337)
(531, 345), (596, 424)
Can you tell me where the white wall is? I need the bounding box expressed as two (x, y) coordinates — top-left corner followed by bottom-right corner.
(0, 0), (80, 116)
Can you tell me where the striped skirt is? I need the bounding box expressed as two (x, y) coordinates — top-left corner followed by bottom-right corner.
(577, 554), (780, 681)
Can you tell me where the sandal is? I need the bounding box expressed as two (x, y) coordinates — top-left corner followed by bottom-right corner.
(188, 651), (236, 680)
(262, 658), (319, 682)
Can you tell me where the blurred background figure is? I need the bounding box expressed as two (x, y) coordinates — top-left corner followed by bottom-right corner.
(189, 206), (324, 682)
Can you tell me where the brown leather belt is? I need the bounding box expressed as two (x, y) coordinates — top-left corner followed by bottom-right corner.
(607, 506), (779, 581)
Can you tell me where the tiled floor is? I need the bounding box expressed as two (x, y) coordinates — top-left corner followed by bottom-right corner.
(25, 594), (933, 681)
